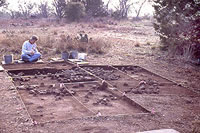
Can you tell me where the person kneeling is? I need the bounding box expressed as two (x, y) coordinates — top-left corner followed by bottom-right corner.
(21, 35), (42, 62)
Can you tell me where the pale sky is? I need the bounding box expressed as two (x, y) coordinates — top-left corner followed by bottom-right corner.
(4, 0), (154, 17)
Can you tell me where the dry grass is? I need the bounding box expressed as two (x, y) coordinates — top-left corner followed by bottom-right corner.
(55, 34), (110, 54)
(93, 23), (107, 29)
(0, 28), (110, 61)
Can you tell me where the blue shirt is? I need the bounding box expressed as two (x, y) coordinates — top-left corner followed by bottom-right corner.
(21, 40), (39, 55)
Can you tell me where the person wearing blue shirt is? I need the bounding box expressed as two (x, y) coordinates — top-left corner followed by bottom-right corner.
(21, 35), (41, 62)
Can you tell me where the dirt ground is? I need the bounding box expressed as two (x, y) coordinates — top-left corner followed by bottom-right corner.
(0, 18), (200, 133)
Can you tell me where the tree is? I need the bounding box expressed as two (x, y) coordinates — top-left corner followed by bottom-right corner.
(18, 1), (36, 19)
(153, 0), (200, 60)
(114, 0), (133, 19)
(72, 0), (108, 17)
(132, 0), (148, 19)
(38, 1), (51, 18)
(0, 0), (6, 7)
(65, 2), (85, 21)
(52, 0), (67, 19)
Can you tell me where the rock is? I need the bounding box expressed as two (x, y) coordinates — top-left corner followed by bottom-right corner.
(49, 84), (55, 88)
(178, 83), (182, 87)
(40, 83), (45, 87)
(37, 106), (44, 109)
(139, 81), (146, 86)
(38, 90), (47, 95)
(13, 77), (18, 81)
(9, 86), (15, 90)
(17, 86), (25, 90)
(29, 90), (37, 95)
(53, 89), (60, 96)
(72, 85), (79, 88)
(98, 81), (108, 90)
(47, 73), (52, 77)
(79, 83), (85, 87)
(139, 84), (146, 90)
(18, 72), (24, 76)
(26, 85), (34, 90)
(123, 83), (129, 87)
(85, 91), (93, 98)
(55, 96), (62, 101)
(34, 74), (38, 79)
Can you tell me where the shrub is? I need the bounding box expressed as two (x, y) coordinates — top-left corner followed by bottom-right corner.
(65, 2), (85, 21)
(153, 0), (200, 60)
(82, 0), (108, 17)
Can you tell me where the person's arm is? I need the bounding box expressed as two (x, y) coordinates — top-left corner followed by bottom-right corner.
(33, 44), (39, 53)
(22, 42), (32, 55)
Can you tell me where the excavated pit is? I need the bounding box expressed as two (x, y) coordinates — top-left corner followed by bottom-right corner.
(6, 63), (197, 123)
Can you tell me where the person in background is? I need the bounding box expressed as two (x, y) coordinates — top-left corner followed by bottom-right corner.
(21, 35), (41, 62)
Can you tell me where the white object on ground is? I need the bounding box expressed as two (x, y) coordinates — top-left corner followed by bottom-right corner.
(78, 53), (87, 60)
(136, 129), (180, 133)
(0, 65), (4, 72)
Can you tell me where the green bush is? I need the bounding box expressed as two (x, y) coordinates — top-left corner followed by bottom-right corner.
(65, 2), (85, 21)
(153, 0), (200, 59)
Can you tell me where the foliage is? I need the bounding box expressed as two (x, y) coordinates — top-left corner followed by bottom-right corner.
(52, 0), (67, 19)
(38, 1), (51, 18)
(71, 0), (108, 17)
(0, 0), (6, 7)
(112, 0), (133, 19)
(153, 0), (200, 59)
(65, 2), (85, 21)
(85, 0), (108, 17)
(18, 1), (36, 19)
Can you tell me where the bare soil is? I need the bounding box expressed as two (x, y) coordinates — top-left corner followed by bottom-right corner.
(0, 19), (200, 133)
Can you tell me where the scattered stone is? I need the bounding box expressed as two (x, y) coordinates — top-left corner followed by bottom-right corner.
(40, 82), (45, 87)
(55, 96), (62, 101)
(34, 74), (38, 79)
(29, 90), (37, 95)
(97, 81), (108, 90)
(57, 78), (62, 82)
(49, 84), (55, 88)
(93, 97), (112, 106)
(79, 83), (85, 87)
(85, 91), (93, 98)
(17, 86), (25, 90)
(18, 72), (24, 76)
(109, 95), (117, 100)
(53, 89), (60, 96)
(123, 83), (129, 87)
(13, 77), (18, 81)
(26, 85), (34, 90)
(139, 81), (146, 86)
(178, 83), (182, 87)
(47, 73), (52, 77)
(9, 86), (15, 90)
(72, 85), (79, 88)
(84, 98), (89, 103)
